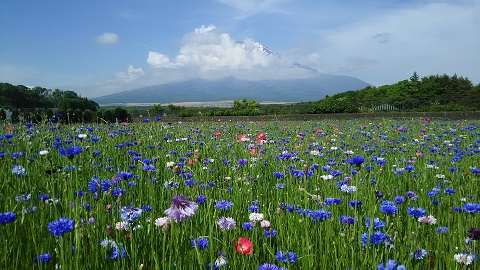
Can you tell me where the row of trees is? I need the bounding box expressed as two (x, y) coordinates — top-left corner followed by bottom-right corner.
(0, 83), (99, 123)
(308, 73), (480, 114)
(3, 72), (479, 122)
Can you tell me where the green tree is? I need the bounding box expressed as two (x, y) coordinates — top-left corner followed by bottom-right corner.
(151, 104), (165, 114)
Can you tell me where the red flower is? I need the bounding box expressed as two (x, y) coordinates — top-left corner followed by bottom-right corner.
(6, 125), (14, 131)
(215, 132), (222, 137)
(234, 238), (253, 255)
(256, 133), (266, 141)
(237, 134), (249, 142)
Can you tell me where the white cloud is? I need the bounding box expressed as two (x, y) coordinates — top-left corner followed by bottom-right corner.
(147, 52), (176, 68)
(306, 1), (480, 85)
(115, 65), (144, 82)
(146, 25), (299, 76)
(95, 32), (119, 44)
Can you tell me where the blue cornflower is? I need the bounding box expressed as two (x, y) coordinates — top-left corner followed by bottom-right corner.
(33, 253), (52, 264)
(58, 146), (83, 159)
(394, 196), (406, 205)
(142, 164), (156, 173)
(100, 179), (112, 192)
(112, 188), (126, 197)
(444, 188), (456, 195)
(347, 155), (365, 166)
(377, 259), (407, 270)
(436, 227), (449, 233)
(216, 200), (233, 210)
(142, 205), (152, 212)
(361, 231), (387, 246)
(264, 228), (277, 237)
(275, 250), (298, 263)
(11, 164), (27, 177)
(380, 201), (398, 215)
(411, 249), (428, 260)
(242, 222), (254, 230)
(406, 191), (418, 200)
(339, 216), (356, 225)
(462, 203), (480, 213)
(185, 179), (197, 186)
(47, 217), (75, 237)
(191, 237), (209, 250)
(15, 193), (31, 202)
(118, 171), (134, 180)
(273, 172), (285, 178)
(258, 263), (280, 270)
(120, 206), (142, 223)
(0, 212), (17, 224)
(366, 217), (386, 229)
(324, 198), (342, 206)
(248, 205), (259, 212)
(38, 194), (49, 201)
(349, 200), (362, 208)
(195, 195), (207, 203)
(308, 209), (332, 222)
(407, 207), (427, 218)
(99, 238), (127, 260)
(276, 183), (286, 189)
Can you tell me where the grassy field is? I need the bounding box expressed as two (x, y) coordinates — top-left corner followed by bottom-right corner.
(0, 117), (478, 269)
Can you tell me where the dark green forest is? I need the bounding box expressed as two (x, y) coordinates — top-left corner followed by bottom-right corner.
(1, 72), (479, 123)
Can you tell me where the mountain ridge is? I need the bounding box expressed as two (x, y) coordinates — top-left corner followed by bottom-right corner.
(92, 75), (370, 105)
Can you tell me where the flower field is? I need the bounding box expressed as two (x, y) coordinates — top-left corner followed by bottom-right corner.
(1, 117), (479, 269)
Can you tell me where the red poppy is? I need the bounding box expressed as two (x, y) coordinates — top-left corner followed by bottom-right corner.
(234, 238), (253, 255)
(237, 134), (249, 142)
(6, 125), (14, 131)
(215, 132), (222, 137)
(256, 133), (266, 141)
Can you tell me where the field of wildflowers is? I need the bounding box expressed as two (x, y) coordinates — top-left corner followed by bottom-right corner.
(1, 117), (479, 269)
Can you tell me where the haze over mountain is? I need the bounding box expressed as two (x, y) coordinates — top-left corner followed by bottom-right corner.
(92, 74), (370, 105)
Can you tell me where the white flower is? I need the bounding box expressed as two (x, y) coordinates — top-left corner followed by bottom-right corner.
(78, 134), (88, 139)
(39, 150), (49, 156)
(166, 161), (175, 167)
(321, 174), (333, 180)
(154, 217), (170, 228)
(454, 253), (474, 265)
(249, 213), (264, 222)
(115, 221), (129, 231)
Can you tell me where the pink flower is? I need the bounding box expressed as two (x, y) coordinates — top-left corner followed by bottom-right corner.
(154, 217), (171, 228)
(418, 215), (437, 225)
(260, 220), (271, 228)
(116, 221), (129, 231)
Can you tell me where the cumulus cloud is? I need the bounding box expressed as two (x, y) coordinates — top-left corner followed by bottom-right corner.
(147, 52), (176, 68)
(145, 25), (305, 79)
(101, 24), (315, 94)
(95, 32), (119, 44)
(115, 65), (144, 82)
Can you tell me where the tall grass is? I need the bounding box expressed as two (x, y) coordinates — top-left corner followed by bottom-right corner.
(0, 118), (478, 269)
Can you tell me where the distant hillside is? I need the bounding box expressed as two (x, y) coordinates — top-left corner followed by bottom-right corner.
(92, 75), (370, 105)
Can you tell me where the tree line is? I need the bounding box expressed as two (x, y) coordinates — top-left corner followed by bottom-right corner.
(2, 72), (480, 123)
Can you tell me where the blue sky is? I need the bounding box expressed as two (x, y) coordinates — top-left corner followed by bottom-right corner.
(1, 0), (479, 98)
